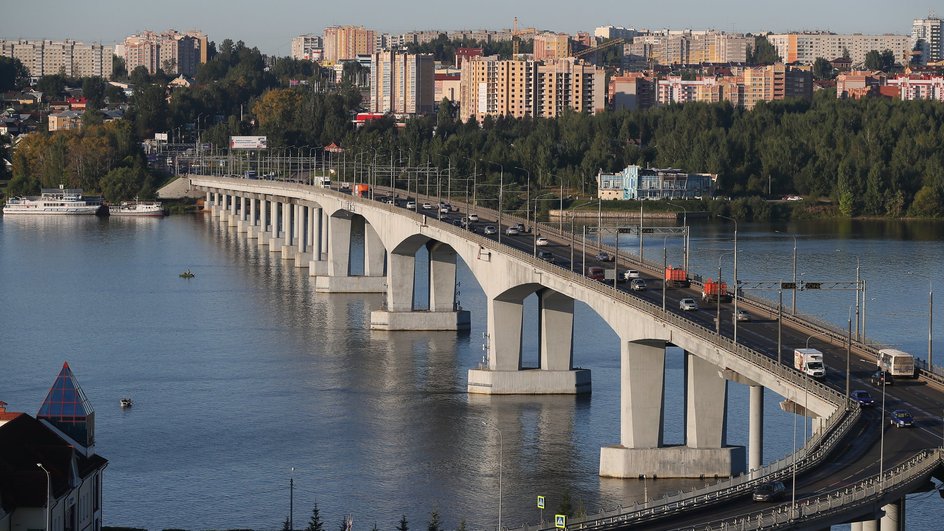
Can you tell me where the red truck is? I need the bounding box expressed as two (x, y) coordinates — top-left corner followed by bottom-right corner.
(664, 266), (690, 288)
(354, 184), (369, 197)
(702, 279), (732, 303)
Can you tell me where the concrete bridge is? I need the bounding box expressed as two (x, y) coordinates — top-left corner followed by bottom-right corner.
(189, 175), (942, 529)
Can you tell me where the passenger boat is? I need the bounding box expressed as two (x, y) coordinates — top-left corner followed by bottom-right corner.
(109, 198), (165, 217)
(2, 185), (103, 215)
(119, 398), (133, 408)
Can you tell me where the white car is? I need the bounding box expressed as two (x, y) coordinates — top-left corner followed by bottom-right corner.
(468, 214), (479, 222)
(679, 298), (699, 311)
(422, 202), (433, 210)
(505, 227), (520, 236)
(483, 225), (498, 235)
(734, 309), (751, 321)
(440, 205), (450, 214)
(630, 278), (647, 291)
(622, 269), (640, 280)
(406, 201), (417, 210)
(536, 237), (550, 246)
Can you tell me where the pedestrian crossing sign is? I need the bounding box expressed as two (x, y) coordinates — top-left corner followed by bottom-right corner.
(555, 514), (566, 529)
(537, 495), (545, 509)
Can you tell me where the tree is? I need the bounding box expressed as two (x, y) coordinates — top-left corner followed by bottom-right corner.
(812, 57), (834, 80)
(82, 77), (107, 109)
(558, 491), (574, 517)
(427, 511), (441, 531)
(112, 55), (127, 80)
(909, 184), (943, 217)
(282, 517), (292, 531)
(864, 49), (896, 72)
(747, 36), (780, 65)
(305, 503), (324, 531)
(0, 56), (29, 92)
(396, 515), (409, 531)
(35, 75), (68, 100)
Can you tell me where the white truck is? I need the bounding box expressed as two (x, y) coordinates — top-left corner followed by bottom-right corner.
(877, 348), (915, 378)
(314, 176), (332, 188)
(794, 348), (825, 378)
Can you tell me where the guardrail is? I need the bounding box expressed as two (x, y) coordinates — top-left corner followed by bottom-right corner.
(195, 176), (869, 529)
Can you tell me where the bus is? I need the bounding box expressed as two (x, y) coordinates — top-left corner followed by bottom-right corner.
(877, 348), (916, 378)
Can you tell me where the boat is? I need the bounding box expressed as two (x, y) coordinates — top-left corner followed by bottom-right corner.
(109, 198), (165, 217)
(119, 398), (133, 408)
(2, 185), (103, 215)
(179, 269), (195, 279)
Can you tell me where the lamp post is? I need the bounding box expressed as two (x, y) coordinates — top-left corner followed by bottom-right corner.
(36, 463), (50, 531)
(791, 371), (809, 520)
(719, 215), (738, 344)
(664, 201), (689, 272)
(514, 166), (531, 230)
(482, 421), (503, 531)
(289, 467), (295, 531)
(880, 371), (886, 492)
(481, 161), (504, 244)
(835, 249), (862, 341)
(531, 192), (560, 257)
(662, 236), (668, 312)
(775, 231), (798, 315)
(716, 252), (733, 334)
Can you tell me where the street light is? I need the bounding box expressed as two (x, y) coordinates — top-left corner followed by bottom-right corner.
(775, 231), (798, 315)
(835, 249), (862, 341)
(664, 201), (689, 272)
(481, 161), (504, 244)
(662, 236), (668, 312)
(716, 252), (734, 334)
(36, 462), (50, 531)
(718, 215), (739, 344)
(482, 421), (503, 530)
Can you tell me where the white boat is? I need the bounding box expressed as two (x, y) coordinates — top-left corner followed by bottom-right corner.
(109, 199), (164, 217)
(2, 185), (102, 215)
(119, 398), (133, 408)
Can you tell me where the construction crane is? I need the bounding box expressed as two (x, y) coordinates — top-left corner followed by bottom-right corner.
(573, 38), (625, 61)
(512, 17), (530, 59)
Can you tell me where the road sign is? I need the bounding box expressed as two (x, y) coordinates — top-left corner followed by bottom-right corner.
(555, 514), (566, 529)
(804, 282), (822, 290)
(780, 282), (797, 290)
(537, 495), (545, 509)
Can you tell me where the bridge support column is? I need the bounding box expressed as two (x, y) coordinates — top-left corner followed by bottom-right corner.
(237, 196), (249, 233)
(293, 205), (312, 267)
(280, 202), (296, 259)
(216, 193), (227, 221)
(246, 196), (258, 239)
(749, 384), (763, 477)
(880, 499), (904, 531)
(364, 222), (386, 277)
(309, 207), (327, 276)
(315, 215), (385, 293)
(204, 192), (212, 212)
(468, 292), (588, 394)
(227, 192), (237, 224)
(862, 520), (879, 531)
(257, 198), (270, 246)
(372, 242), (470, 331)
(268, 200), (283, 252)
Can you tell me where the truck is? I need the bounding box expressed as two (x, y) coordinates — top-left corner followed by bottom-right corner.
(665, 266), (689, 288)
(877, 348), (916, 378)
(354, 184), (369, 197)
(314, 176), (332, 188)
(794, 348), (825, 378)
(702, 279), (732, 303)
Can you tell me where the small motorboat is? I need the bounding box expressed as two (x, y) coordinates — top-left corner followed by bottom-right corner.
(179, 269), (195, 278)
(120, 398), (133, 408)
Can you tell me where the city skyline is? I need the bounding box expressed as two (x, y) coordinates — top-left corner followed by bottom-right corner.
(0, 0), (935, 57)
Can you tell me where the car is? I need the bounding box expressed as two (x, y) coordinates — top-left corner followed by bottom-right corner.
(406, 201), (417, 210)
(422, 202), (433, 210)
(679, 298), (699, 311)
(734, 309), (751, 322)
(850, 390), (875, 407)
(536, 237), (550, 247)
(468, 213), (479, 222)
(505, 227), (520, 236)
(630, 278), (647, 291)
(483, 225), (498, 235)
(870, 370), (894, 386)
(383, 197), (395, 205)
(440, 205), (450, 214)
(596, 251), (612, 262)
(622, 269), (640, 280)
(515, 223), (526, 232)
(537, 250), (555, 262)
(586, 266), (605, 281)
(889, 409), (914, 428)
(340, 182), (351, 191)
(452, 219), (463, 227)
(752, 481), (786, 502)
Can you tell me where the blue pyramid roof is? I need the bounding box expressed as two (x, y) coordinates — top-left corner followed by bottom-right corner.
(37, 362), (95, 448)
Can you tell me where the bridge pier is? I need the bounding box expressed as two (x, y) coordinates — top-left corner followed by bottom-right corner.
(314, 214), (385, 293)
(881, 499), (904, 531)
(236, 196), (249, 233)
(468, 289), (589, 394)
(600, 341), (745, 478)
(268, 200), (283, 252)
(749, 384), (763, 476)
(280, 201), (296, 259)
(291, 204), (312, 267)
(308, 206), (327, 276)
(245, 196), (259, 239)
(257, 197), (271, 246)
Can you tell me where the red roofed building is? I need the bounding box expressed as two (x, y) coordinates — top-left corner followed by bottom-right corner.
(455, 47), (483, 68)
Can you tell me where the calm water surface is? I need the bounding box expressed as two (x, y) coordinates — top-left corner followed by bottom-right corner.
(2, 215), (942, 530)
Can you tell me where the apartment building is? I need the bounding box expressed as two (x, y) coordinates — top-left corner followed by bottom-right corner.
(886, 75), (944, 100)
(597, 165), (715, 200)
(369, 50), (435, 115)
(767, 32), (911, 66)
(533, 32), (571, 62)
(459, 56), (605, 122)
(291, 34), (323, 61)
(123, 30), (206, 76)
(323, 26), (375, 64)
(912, 16), (943, 65)
(609, 72), (656, 110)
(0, 40), (114, 78)
(651, 64), (810, 109)
(623, 30), (750, 67)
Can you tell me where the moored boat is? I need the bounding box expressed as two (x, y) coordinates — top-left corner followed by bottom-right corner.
(2, 185), (103, 215)
(109, 199), (165, 217)
(119, 398), (133, 408)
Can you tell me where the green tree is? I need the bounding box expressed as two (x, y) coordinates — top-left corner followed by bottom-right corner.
(863, 50), (896, 72)
(557, 491), (574, 517)
(747, 35), (780, 65)
(82, 77), (107, 109)
(396, 515), (409, 531)
(112, 55), (127, 80)
(812, 57), (834, 80)
(427, 511), (441, 531)
(35, 75), (68, 100)
(305, 504), (324, 531)
(909, 184), (943, 217)
(0, 56), (29, 92)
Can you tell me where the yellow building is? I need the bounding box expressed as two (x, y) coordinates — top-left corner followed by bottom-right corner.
(323, 26), (375, 64)
(533, 32), (571, 62)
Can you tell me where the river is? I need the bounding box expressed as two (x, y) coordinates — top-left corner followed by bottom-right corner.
(1, 214), (941, 530)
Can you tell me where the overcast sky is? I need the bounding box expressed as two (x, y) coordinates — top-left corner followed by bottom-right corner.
(1, 0), (935, 56)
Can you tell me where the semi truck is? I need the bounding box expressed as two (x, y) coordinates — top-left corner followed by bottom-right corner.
(665, 266), (689, 288)
(794, 348), (825, 378)
(702, 279), (732, 302)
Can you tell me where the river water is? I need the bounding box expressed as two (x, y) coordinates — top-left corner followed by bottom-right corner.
(1, 214), (942, 530)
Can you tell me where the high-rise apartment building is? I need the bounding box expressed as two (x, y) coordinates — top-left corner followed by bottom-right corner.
(459, 56), (605, 122)
(652, 64), (810, 109)
(623, 30), (749, 66)
(123, 30), (206, 76)
(291, 34), (323, 61)
(369, 50), (435, 115)
(533, 33), (571, 62)
(912, 16), (943, 65)
(323, 26), (376, 64)
(767, 33), (911, 66)
(0, 40), (114, 78)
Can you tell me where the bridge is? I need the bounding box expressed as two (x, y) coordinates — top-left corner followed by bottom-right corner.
(188, 174), (943, 530)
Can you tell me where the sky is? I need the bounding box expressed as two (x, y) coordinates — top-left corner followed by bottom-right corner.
(1, 0), (937, 56)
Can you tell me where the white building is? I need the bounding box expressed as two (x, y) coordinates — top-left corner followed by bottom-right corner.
(0, 39), (114, 78)
(291, 34), (323, 61)
(912, 16), (943, 65)
(767, 33), (911, 66)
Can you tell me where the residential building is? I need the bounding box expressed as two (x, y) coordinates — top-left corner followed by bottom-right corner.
(369, 50), (435, 115)
(887, 75), (944, 100)
(533, 32), (571, 61)
(48, 109), (83, 131)
(595, 26), (638, 41)
(0, 362), (108, 531)
(622, 30), (750, 66)
(123, 30), (206, 76)
(836, 71), (884, 99)
(912, 16), (943, 65)
(538, 58), (607, 118)
(455, 47), (483, 68)
(767, 32), (911, 67)
(435, 68), (461, 103)
(609, 72), (656, 110)
(323, 26), (376, 64)
(291, 34), (323, 61)
(597, 165), (715, 200)
(0, 39), (114, 78)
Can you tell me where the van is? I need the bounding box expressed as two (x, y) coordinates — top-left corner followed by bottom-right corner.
(877, 348), (915, 378)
